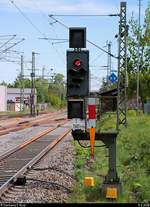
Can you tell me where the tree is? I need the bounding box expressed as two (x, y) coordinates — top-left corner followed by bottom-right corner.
(8, 72), (66, 108)
(48, 73), (66, 102)
(0, 81), (7, 86)
(127, 4), (150, 107)
(35, 78), (49, 103)
(53, 73), (65, 85)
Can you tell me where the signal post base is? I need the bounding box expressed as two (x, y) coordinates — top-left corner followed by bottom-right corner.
(102, 183), (122, 199)
(72, 129), (122, 198)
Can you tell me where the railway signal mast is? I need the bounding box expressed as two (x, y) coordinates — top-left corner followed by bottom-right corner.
(66, 1), (128, 199)
(66, 26), (121, 198)
(67, 28), (89, 120)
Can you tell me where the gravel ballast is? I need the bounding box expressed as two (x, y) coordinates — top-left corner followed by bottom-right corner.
(0, 125), (53, 156)
(1, 133), (75, 203)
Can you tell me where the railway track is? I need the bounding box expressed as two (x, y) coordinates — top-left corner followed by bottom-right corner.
(0, 121), (71, 199)
(0, 110), (65, 127)
(0, 110), (50, 121)
(0, 110), (67, 136)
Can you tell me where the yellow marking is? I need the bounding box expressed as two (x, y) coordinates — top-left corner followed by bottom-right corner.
(106, 187), (117, 199)
(84, 177), (95, 187)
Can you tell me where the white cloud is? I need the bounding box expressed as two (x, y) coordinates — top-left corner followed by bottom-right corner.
(1, 0), (118, 14)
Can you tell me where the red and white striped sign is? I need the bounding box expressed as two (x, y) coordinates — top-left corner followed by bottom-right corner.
(88, 98), (96, 128)
(88, 98), (96, 159)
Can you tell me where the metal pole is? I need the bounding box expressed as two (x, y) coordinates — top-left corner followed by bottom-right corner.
(107, 41), (112, 86)
(42, 66), (45, 104)
(20, 55), (24, 112)
(108, 140), (117, 181)
(117, 36), (120, 131)
(124, 7), (127, 128)
(117, 2), (127, 130)
(137, 0), (141, 113)
(31, 52), (36, 116)
(109, 42), (112, 79)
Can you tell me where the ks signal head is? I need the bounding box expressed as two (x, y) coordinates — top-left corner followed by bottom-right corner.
(67, 50), (89, 97)
(73, 59), (81, 67)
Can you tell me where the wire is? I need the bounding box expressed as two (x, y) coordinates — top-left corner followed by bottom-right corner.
(90, 65), (107, 68)
(51, 44), (65, 64)
(39, 38), (68, 41)
(0, 55), (20, 60)
(7, 50), (24, 55)
(90, 52), (104, 64)
(52, 40), (68, 45)
(0, 38), (25, 55)
(87, 40), (118, 59)
(48, 15), (118, 59)
(8, 0), (66, 67)
(0, 35), (16, 50)
(31, 0), (49, 22)
(26, 178), (72, 193)
(50, 14), (120, 17)
(8, 0), (46, 38)
(0, 35), (17, 37)
(49, 19), (67, 61)
(0, 57), (20, 63)
(49, 15), (69, 29)
(30, 0), (66, 64)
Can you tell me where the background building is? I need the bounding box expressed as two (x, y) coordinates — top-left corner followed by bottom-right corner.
(0, 85), (37, 112)
(0, 86), (7, 112)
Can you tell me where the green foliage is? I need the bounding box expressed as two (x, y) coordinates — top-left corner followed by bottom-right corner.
(100, 4), (150, 106)
(68, 111), (150, 203)
(68, 141), (106, 203)
(35, 78), (49, 103)
(96, 112), (117, 132)
(46, 93), (61, 107)
(0, 81), (7, 86)
(5, 72), (66, 109)
(127, 4), (150, 106)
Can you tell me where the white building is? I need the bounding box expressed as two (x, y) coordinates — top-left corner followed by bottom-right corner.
(0, 86), (37, 112)
(0, 86), (7, 111)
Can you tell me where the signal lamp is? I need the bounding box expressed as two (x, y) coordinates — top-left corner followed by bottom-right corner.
(67, 50), (89, 97)
(73, 59), (81, 67)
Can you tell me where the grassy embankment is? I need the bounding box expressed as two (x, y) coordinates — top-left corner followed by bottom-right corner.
(68, 110), (150, 203)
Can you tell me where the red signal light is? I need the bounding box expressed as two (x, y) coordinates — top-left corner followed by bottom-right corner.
(73, 59), (81, 67)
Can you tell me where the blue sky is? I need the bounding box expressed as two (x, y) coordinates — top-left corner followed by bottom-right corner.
(0, 0), (148, 90)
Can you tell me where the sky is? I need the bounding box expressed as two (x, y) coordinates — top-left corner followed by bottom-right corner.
(0, 0), (148, 90)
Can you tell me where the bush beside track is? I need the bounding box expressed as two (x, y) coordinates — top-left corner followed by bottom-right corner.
(68, 110), (150, 203)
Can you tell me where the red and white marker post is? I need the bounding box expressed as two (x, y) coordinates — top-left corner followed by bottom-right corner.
(88, 98), (96, 160)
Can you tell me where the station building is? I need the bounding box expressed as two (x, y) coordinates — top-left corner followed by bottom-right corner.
(0, 85), (37, 112)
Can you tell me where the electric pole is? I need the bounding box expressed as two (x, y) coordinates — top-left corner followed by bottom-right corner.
(117, 2), (127, 130)
(137, 0), (141, 112)
(30, 52), (36, 116)
(107, 41), (112, 86)
(42, 66), (45, 104)
(20, 55), (24, 111)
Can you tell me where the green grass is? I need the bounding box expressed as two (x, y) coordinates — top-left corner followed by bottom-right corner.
(96, 112), (117, 132)
(68, 110), (150, 203)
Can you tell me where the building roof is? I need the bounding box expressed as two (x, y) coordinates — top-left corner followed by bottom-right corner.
(99, 88), (118, 96)
(7, 88), (37, 94)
